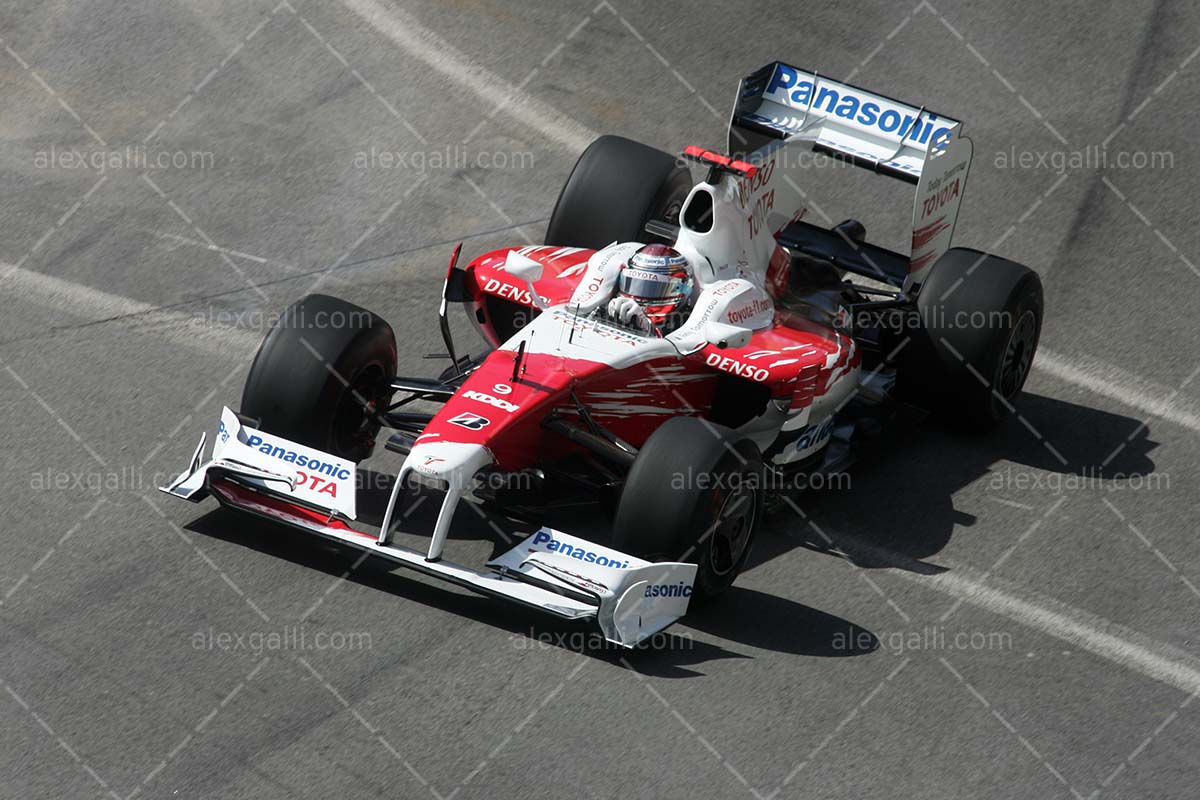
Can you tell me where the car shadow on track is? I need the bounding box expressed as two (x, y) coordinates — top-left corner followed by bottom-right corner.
(184, 506), (753, 678)
(751, 392), (1159, 573)
(186, 477), (879, 677)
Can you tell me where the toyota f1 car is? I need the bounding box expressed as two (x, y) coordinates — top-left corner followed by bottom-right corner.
(162, 63), (1042, 646)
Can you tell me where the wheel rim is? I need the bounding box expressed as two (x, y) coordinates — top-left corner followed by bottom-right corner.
(707, 481), (757, 577)
(997, 309), (1037, 402)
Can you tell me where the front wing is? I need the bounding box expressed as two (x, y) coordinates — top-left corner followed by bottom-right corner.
(159, 410), (696, 647)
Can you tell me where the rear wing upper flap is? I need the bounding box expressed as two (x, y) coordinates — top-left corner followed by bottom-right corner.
(730, 62), (975, 289)
(729, 61), (962, 183)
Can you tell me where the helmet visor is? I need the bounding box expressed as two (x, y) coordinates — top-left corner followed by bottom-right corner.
(617, 268), (689, 301)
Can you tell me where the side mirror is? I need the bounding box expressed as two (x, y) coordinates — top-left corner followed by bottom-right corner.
(505, 251), (544, 282)
(504, 251), (547, 309)
(705, 321), (752, 350)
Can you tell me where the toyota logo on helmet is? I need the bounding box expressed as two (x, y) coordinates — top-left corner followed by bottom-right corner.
(617, 244), (693, 329)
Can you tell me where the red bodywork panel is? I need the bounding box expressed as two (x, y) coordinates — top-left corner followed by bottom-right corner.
(467, 245), (594, 310)
(446, 245), (859, 469)
(418, 348), (718, 470)
(692, 309), (857, 407)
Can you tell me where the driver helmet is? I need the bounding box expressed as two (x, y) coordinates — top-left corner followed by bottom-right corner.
(616, 244), (693, 329)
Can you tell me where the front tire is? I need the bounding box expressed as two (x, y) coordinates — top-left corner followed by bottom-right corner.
(612, 417), (763, 599)
(241, 294), (396, 462)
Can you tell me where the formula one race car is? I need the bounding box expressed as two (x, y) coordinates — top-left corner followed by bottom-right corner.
(162, 63), (1042, 646)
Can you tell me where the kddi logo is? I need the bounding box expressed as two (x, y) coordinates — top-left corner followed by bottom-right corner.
(463, 390), (518, 412)
(705, 353), (769, 382)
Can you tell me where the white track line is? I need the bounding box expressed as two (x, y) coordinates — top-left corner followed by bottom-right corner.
(1, 263), (260, 356)
(816, 527), (1200, 694)
(1035, 347), (1200, 433)
(339, 0), (596, 153)
(890, 558), (1200, 696)
(3, 262), (154, 320)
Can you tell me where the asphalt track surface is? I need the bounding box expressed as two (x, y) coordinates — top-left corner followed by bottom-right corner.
(2, 1), (1200, 798)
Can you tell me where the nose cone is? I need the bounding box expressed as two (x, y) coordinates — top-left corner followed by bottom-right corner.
(402, 441), (494, 490)
(414, 344), (587, 469)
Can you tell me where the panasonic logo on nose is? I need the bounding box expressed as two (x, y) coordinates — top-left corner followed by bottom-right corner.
(530, 531), (629, 568)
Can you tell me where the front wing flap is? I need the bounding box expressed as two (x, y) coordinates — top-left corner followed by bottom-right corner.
(487, 530), (697, 646)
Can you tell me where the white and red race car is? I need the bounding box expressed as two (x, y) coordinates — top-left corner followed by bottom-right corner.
(162, 63), (1042, 646)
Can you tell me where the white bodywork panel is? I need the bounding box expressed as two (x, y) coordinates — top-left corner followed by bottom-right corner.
(667, 277), (772, 354)
(568, 241), (641, 311)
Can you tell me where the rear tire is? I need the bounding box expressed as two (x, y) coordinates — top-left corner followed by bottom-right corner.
(241, 294), (396, 462)
(545, 135), (692, 249)
(612, 417), (763, 599)
(897, 248), (1043, 429)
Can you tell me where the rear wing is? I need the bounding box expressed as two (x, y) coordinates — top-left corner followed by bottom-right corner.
(729, 62), (973, 289)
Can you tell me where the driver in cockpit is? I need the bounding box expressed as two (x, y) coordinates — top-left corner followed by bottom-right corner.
(604, 243), (694, 335)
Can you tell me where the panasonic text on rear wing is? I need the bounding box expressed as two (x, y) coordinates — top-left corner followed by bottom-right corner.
(730, 62), (961, 183)
(727, 61), (974, 289)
